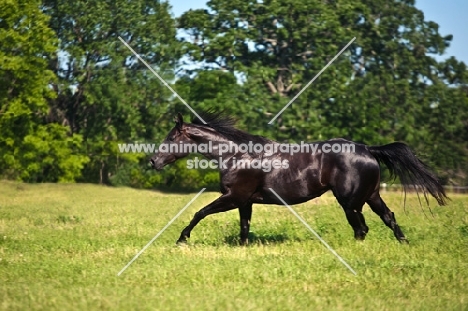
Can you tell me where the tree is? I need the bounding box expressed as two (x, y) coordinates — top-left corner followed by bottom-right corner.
(178, 0), (356, 141)
(176, 0), (468, 185)
(42, 0), (181, 184)
(0, 0), (88, 182)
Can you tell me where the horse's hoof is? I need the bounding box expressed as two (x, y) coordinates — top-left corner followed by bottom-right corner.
(176, 238), (188, 245)
(354, 234), (367, 241)
(176, 242), (189, 249)
(399, 238), (409, 244)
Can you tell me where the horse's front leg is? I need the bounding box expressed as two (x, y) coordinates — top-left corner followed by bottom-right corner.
(238, 203), (252, 245)
(177, 195), (237, 244)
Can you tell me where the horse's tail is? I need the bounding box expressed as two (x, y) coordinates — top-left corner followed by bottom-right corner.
(368, 142), (448, 206)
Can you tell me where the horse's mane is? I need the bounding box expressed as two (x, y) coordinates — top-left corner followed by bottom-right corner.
(191, 110), (271, 145)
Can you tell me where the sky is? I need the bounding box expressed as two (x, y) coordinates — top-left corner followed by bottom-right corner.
(167, 0), (468, 65)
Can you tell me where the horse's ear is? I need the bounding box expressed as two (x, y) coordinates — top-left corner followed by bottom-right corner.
(174, 113), (183, 131)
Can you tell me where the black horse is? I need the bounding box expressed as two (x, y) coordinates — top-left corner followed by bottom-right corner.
(150, 111), (448, 245)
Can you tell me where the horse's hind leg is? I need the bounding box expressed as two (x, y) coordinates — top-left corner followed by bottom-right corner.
(346, 208), (369, 240)
(341, 202), (369, 240)
(333, 190), (369, 240)
(366, 191), (408, 243)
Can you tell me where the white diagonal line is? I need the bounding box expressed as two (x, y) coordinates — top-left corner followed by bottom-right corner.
(268, 188), (357, 275)
(117, 188), (206, 276)
(118, 36), (207, 124)
(268, 37), (356, 124)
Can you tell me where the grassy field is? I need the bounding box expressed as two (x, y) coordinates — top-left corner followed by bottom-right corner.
(0, 181), (467, 310)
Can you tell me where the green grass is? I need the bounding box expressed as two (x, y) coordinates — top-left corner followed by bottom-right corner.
(0, 181), (467, 310)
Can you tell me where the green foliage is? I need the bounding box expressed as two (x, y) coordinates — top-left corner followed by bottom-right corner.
(42, 0), (182, 183)
(0, 0), (88, 182)
(0, 0), (467, 187)
(176, 0), (468, 186)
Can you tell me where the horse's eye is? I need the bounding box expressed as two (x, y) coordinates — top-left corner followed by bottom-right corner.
(168, 136), (175, 142)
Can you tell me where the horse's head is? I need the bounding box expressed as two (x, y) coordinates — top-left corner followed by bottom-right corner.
(150, 113), (212, 170)
(149, 113), (187, 170)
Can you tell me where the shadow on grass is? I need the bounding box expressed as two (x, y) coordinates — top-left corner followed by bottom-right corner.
(222, 232), (305, 246)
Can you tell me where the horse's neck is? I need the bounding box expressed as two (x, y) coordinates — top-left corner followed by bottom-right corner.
(193, 135), (232, 160)
(191, 126), (275, 160)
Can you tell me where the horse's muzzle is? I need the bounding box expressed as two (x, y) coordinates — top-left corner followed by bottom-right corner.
(149, 159), (163, 170)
